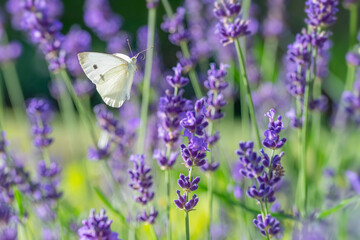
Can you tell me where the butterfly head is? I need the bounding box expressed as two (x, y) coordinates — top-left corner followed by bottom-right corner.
(131, 56), (138, 64)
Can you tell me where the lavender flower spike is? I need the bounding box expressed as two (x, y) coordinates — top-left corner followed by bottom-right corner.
(78, 209), (120, 240)
(177, 174), (200, 193)
(253, 214), (281, 237)
(26, 98), (54, 148)
(128, 155), (155, 205)
(174, 190), (199, 212)
(214, 0), (251, 46)
(263, 109), (287, 150)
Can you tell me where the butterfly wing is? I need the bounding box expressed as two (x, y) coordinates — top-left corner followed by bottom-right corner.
(78, 52), (128, 84)
(95, 64), (130, 108)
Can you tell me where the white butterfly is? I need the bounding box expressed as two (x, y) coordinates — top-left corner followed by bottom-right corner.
(77, 52), (138, 108)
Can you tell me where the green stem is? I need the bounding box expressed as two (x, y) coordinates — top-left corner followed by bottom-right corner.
(0, 32), (26, 123)
(58, 69), (97, 146)
(234, 38), (261, 148)
(207, 173), (213, 240)
(161, 0), (174, 17)
(299, 64), (312, 217)
(185, 166), (193, 240)
(138, 6), (157, 153)
(261, 37), (279, 82)
(239, 73), (250, 137)
(333, 4), (359, 128)
(0, 71), (4, 124)
(312, 47), (321, 168)
(179, 42), (202, 98)
(1, 62), (26, 123)
(349, 5), (358, 48)
(150, 224), (159, 240)
(185, 211), (190, 240)
(165, 168), (171, 240)
(42, 147), (51, 166)
(207, 121), (214, 240)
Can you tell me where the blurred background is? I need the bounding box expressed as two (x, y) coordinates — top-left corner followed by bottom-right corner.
(0, 0), (353, 102)
(1, 0), (360, 239)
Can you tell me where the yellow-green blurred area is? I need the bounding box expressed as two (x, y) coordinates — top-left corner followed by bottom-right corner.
(3, 101), (360, 239)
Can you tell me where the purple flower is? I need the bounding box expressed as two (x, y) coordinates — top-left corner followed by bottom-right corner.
(73, 79), (95, 97)
(235, 141), (263, 178)
(87, 145), (110, 161)
(204, 63), (229, 122)
(37, 161), (61, 178)
(305, 0), (339, 28)
(153, 150), (177, 170)
(174, 190), (199, 212)
(177, 173), (200, 193)
(309, 95), (328, 112)
(287, 31), (311, 67)
(146, 0), (159, 9)
(180, 136), (207, 168)
(161, 7), (190, 45)
(253, 214), (281, 237)
(63, 25), (92, 77)
(262, 109), (287, 150)
(180, 98), (209, 137)
(37, 160), (62, 201)
(26, 98), (54, 148)
(137, 208), (158, 224)
(286, 109), (303, 128)
(166, 63), (189, 89)
(128, 155), (155, 205)
(214, 0), (251, 46)
(0, 42), (22, 63)
(42, 228), (60, 240)
(201, 161), (220, 172)
(78, 209), (120, 240)
(106, 32), (131, 54)
(342, 80), (360, 124)
(7, 0), (66, 71)
(262, 0), (286, 37)
(213, 0), (242, 21)
(49, 80), (66, 100)
(346, 170), (360, 194)
(215, 19), (251, 46)
(346, 52), (360, 66)
(84, 0), (122, 41)
(155, 63), (192, 170)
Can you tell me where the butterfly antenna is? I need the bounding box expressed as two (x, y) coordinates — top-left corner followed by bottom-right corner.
(127, 39), (134, 57)
(135, 46), (154, 59)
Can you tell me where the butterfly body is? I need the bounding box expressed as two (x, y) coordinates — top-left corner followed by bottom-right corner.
(78, 52), (138, 108)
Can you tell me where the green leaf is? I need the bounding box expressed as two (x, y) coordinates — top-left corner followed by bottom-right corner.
(317, 196), (359, 219)
(13, 188), (25, 218)
(93, 187), (127, 225)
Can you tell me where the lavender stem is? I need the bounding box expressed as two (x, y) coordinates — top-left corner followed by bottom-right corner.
(138, 5), (157, 153)
(185, 166), (193, 240)
(0, 72), (4, 123)
(59, 69), (97, 146)
(299, 62), (312, 217)
(165, 169), (171, 240)
(234, 38), (261, 148)
(0, 32), (26, 123)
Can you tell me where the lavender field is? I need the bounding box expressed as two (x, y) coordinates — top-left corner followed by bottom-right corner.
(1, 0), (360, 239)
